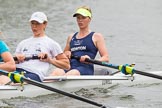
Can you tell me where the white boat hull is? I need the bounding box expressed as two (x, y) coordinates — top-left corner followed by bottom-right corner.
(0, 78), (118, 99)
(0, 71), (162, 99)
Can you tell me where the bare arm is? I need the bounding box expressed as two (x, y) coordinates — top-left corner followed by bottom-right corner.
(63, 34), (73, 58)
(47, 53), (70, 70)
(93, 33), (109, 62)
(49, 35), (73, 69)
(0, 52), (16, 72)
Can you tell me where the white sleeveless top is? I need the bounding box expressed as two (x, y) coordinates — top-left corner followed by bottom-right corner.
(15, 36), (63, 81)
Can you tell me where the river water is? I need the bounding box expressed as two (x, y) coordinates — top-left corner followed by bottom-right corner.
(0, 0), (162, 108)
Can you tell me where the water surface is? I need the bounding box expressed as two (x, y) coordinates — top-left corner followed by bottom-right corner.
(0, 0), (162, 108)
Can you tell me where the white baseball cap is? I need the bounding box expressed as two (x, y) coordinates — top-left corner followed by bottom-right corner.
(29, 12), (48, 23)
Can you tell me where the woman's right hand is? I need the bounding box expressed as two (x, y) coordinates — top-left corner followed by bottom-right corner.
(15, 54), (25, 63)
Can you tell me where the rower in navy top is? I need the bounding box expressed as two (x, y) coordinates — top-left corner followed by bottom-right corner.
(50, 5), (109, 76)
(69, 32), (97, 75)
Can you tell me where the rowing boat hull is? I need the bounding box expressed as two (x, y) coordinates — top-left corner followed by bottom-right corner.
(0, 71), (162, 99)
(0, 79), (114, 99)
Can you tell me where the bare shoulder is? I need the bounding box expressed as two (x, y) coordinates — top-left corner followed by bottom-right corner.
(65, 33), (75, 47)
(93, 32), (104, 40)
(67, 33), (75, 41)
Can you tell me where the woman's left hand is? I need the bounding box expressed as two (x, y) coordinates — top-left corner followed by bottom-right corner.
(80, 55), (90, 63)
(38, 53), (50, 62)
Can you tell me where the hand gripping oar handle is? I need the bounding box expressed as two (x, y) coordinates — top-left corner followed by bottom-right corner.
(71, 55), (162, 80)
(71, 55), (121, 76)
(13, 54), (47, 61)
(71, 55), (119, 69)
(0, 70), (107, 108)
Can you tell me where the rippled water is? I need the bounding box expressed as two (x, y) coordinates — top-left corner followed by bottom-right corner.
(0, 0), (162, 108)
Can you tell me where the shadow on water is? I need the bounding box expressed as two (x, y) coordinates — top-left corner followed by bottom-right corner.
(0, 84), (120, 108)
(74, 84), (119, 98)
(0, 93), (63, 108)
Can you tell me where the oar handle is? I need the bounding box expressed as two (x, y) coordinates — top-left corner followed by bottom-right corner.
(71, 55), (118, 69)
(86, 58), (119, 69)
(71, 55), (80, 60)
(13, 54), (47, 61)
